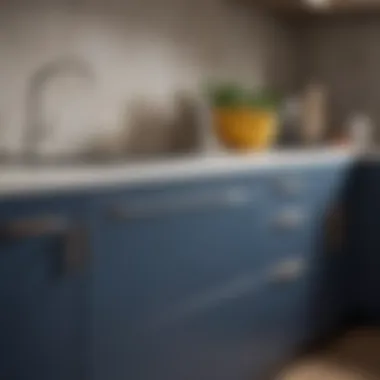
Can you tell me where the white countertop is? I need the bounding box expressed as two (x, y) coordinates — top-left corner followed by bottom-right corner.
(0, 148), (356, 197)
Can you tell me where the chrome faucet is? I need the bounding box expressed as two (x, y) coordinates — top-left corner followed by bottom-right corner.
(25, 57), (95, 161)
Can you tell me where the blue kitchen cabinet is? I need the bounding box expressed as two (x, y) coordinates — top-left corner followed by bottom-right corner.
(89, 175), (273, 380)
(254, 164), (352, 363)
(299, 165), (352, 341)
(0, 194), (89, 380)
(89, 163), (351, 380)
(0, 158), (355, 380)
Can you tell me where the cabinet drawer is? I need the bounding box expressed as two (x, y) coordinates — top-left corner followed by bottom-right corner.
(253, 254), (316, 363)
(257, 247), (342, 360)
(256, 203), (318, 267)
(95, 175), (266, 214)
(91, 177), (273, 332)
(128, 256), (310, 380)
(263, 166), (347, 209)
(107, 185), (254, 220)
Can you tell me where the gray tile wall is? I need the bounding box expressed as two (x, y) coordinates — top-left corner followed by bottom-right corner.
(0, 0), (293, 157)
(294, 16), (380, 137)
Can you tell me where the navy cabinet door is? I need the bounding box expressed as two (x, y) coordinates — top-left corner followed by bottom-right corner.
(90, 179), (275, 380)
(0, 196), (88, 380)
(347, 163), (380, 322)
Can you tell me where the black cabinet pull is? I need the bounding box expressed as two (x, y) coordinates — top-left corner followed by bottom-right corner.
(0, 215), (68, 239)
(0, 215), (89, 273)
(64, 225), (89, 273)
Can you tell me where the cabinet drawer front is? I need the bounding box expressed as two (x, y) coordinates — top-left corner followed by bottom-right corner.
(253, 203), (317, 270)
(257, 165), (348, 264)
(96, 209), (267, 320)
(129, 256), (311, 380)
(94, 174), (267, 212)
(263, 165), (348, 209)
(252, 254), (317, 363)
(0, 193), (89, 380)
(108, 185), (253, 220)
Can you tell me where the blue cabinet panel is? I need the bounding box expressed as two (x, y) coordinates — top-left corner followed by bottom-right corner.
(133, 285), (275, 380)
(90, 163), (351, 380)
(0, 194), (88, 380)
(90, 177), (268, 380)
(0, 161), (352, 380)
(261, 164), (351, 340)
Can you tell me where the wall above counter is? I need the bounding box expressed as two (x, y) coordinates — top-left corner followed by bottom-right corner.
(246, 0), (380, 16)
(0, 0), (296, 159)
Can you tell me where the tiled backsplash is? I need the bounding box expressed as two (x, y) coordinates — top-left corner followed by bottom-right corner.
(0, 0), (294, 157)
(295, 16), (380, 138)
(2, 1), (376, 155)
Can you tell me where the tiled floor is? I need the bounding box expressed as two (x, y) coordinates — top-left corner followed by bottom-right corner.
(279, 329), (380, 380)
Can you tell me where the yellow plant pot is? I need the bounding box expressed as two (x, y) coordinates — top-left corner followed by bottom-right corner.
(214, 108), (277, 151)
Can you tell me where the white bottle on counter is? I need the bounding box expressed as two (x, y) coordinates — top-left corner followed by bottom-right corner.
(196, 96), (223, 155)
(301, 83), (327, 146)
(349, 113), (373, 151)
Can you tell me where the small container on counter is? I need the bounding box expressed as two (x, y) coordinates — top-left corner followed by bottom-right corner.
(348, 113), (374, 151)
(301, 83), (328, 146)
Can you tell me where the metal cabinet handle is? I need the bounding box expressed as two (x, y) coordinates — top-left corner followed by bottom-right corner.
(275, 177), (303, 196)
(272, 207), (307, 231)
(0, 215), (68, 239)
(268, 257), (307, 285)
(109, 187), (251, 220)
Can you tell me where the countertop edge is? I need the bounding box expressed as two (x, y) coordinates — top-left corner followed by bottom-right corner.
(0, 148), (356, 197)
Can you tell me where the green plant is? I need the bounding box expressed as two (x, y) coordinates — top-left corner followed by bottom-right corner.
(205, 83), (247, 108)
(205, 82), (281, 110)
(247, 89), (281, 111)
